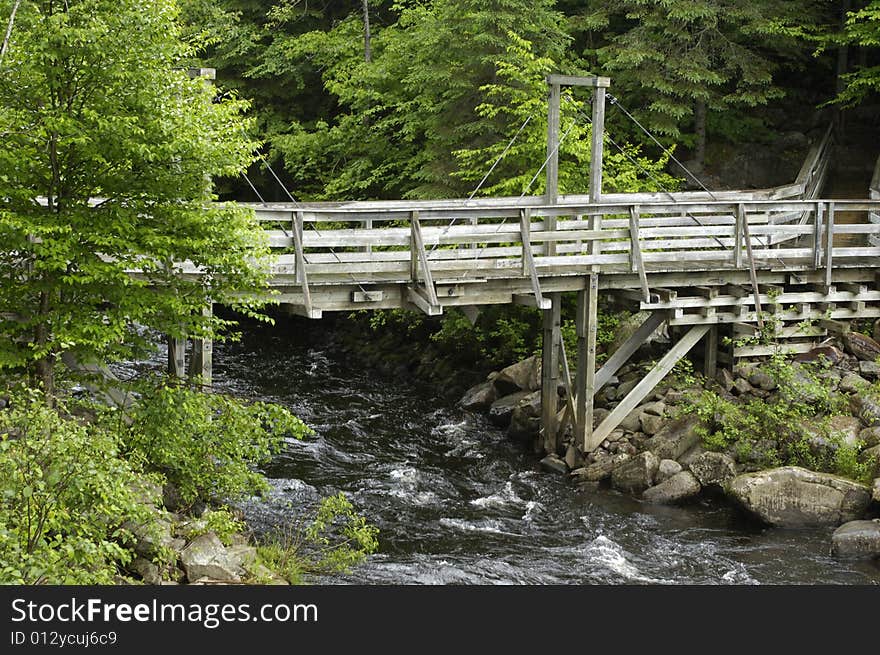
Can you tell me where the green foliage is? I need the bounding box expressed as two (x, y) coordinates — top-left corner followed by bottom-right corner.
(0, 387), (152, 584)
(682, 356), (868, 481)
(833, 0), (880, 106)
(0, 0), (269, 392)
(116, 379), (312, 505)
(182, 508), (245, 547)
(256, 492), (379, 583)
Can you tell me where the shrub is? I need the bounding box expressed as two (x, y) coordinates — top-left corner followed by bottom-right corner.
(115, 379), (312, 506)
(0, 388), (152, 584)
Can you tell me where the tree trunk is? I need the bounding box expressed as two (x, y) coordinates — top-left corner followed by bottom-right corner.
(694, 99), (707, 171)
(362, 0), (371, 63)
(33, 291), (55, 399)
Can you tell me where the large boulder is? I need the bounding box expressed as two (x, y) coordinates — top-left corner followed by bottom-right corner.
(608, 311), (667, 355)
(180, 533), (242, 583)
(656, 459), (682, 484)
(858, 445), (880, 478)
(873, 478), (880, 503)
(826, 416), (862, 448)
(858, 427), (880, 449)
(487, 391), (532, 428)
(506, 391), (543, 441)
(688, 451), (737, 488)
(644, 416), (702, 461)
(725, 466), (872, 527)
(642, 471), (702, 505)
(611, 451), (660, 496)
(459, 380), (498, 411)
(571, 454), (619, 483)
(843, 332), (880, 362)
(540, 454), (569, 475)
(493, 355), (541, 395)
(831, 520), (880, 558)
(849, 394), (880, 427)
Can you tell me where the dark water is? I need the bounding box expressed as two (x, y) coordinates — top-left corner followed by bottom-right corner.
(199, 319), (879, 585)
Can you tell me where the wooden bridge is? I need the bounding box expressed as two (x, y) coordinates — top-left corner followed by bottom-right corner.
(177, 77), (880, 458)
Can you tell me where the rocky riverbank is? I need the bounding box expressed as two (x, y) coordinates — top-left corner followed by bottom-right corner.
(459, 340), (880, 560)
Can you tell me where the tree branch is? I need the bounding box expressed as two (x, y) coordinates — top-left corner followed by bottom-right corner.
(0, 0), (22, 66)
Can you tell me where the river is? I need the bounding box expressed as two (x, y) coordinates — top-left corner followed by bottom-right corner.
(203, 316), (879, 585)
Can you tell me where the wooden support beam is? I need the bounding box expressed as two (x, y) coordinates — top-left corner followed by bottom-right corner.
(703, 325), (718, 378)
(405, 285), (443, 316)
(813, 202), (824, 269)
(739, 203), (764, 329)
(594, 310), (667, 392)
(167, 335), (185, 378)
(542, 292), (562, 455)
(575, 276), (599, 452)
(628, 206), (650, 302)
(586, 324), (710, 451)
(460, 305), (481, 325)
(188, 303), (213, 386)
(520, 209), (550, 309)
(410, 211), (441, 310)
(825, 201), (835, 288)
(545, 81), (560, 256)
(352, 290), (384, 303)
(293, 210), (315, 317)
(558, 339), (577, 441)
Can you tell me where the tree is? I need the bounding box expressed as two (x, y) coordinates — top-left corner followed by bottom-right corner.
(0, 0), (267, 394)
(834, 0), (880, 106)
(577, 0), (813, 168)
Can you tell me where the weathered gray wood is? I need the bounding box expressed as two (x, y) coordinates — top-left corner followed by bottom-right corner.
(594, 310), (666, 392)
(547, 74), (611, 87)
(825, 201), (835, 288)
(587, 324), (710, 451)
(590, 82), (606, 203)
(628, 206), (649, 302)
(814, 202), (824, 269)
(558, 338), (577, 441)
(704, 325), (718, 378)
(541, 293), (562, 454)
(293, 211), (314, 317)
(575, 275), (599, 452)
(519, 209), (550, 310)
(410, 211), (440, 309)
(167, 335), (185, 378)
(545, 81), (560, 255)
(188, 304), (213, 386)
(352, 290), (384, 303)
(405, 285), (443, 316)
(739, 203), (764, 329)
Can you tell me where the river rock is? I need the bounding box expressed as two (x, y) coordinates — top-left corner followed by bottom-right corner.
(849, 394), (880, 427)
(619, 408), (643, 433)
(826, 416), (863, 448)
(656, 459), (682, 484)
(839, 373), (869, 395)
(859, 445), (880, 478)
(725, 466), (872, 527)
(732, 378), (753, 396)
(795, 345), (845, 366)
(540, 454), (569, 475)
(488, 391), (532, 428)
(678, 443), (707, 469)
(608, 311), (666, 355)
(494, 355), (541, 395)
(639, 412), (665, 436)
(831, 520), (880, 558)
(843, 332), (880, 362)
(748, 369), (777, 391)
(616, 378), (640, 399)
(859, 427), (880, 449)
(571, 455), (616, 483)
(506, 392), (542, 441)
(689, 451), (737, 488)
(611, 451), (659, 495)
(129, 478), (163, 507)
(642, 471), (702, 505)
(129, 557), (161, 585)
(180, 533), (242, 583)
(858, 361), (880, 378)
(644, 416), (702, 461)
(121, 517), (179, 560)
(459, 380), (498, 411)
(874, 478), (880, 503)
(564, 444), (582, 470)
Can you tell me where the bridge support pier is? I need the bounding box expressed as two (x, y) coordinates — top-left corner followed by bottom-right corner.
(167, 335), (185, 378)
(574, 275), (599, 454)
(541, 293), (562, 454)
(188, 303), (213, 387)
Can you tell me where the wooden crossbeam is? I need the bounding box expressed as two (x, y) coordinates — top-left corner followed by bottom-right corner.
(739, 203), (764, 329)
(409, 211), (441, 313)
(585, 324), (710, 451)
(520, 208), (550, 310)
(293, 210), (315, 317)
(628, 206), (650, 302)
(593, 310), (667, 392)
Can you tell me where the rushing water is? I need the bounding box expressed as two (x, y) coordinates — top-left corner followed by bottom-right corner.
(200, 316), (879, 585)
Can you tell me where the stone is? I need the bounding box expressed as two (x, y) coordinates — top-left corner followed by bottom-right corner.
(859, 427), (880, 449)
(606, 429), (626, 443)
(677, 443), (707, 469)
(459, 380), (498, 411)
(564, 444), (582, 470)
(732, 378), (753, 395)
(858, 445), (880, 478)
(639, 413), (665, 436)
(540, 454), (569, 475)
(227, 544), (258, 570)
(129, 479), (163, 507)
(873, 478), (880, 503)
(858, 361), (880, 378)
(839, 373), (869, 395)
(642, 471), (702, 505)
(619, 408), (643, 433)
(725, 466), (872, 527)
(180, 533), (242, 583)
(592, 407), (611, 427)
(507, 407), (541, 442)
(494, 355), (541, 395)
(488, 391), (532, 428)
(121, 517), (176, 560)
(718, 368), (735, 392)
(571, 455), (616, 483)
(849, 394), (880, 427)
(608, 311), (667, 355)
(611, 451), (660, 496)
(656, 459), (682, 484)
(245, 561), (290, 585)
(843, 332), (880, 362)
(830, 520), (880, 558)
(826, 416), (862, 448)
(874, 319), (880, 345)
(162, 483), (185, 512)
(644, 416), (702, 461)
(130, 557), (161, 585)
(748, 369), (777, 391)
(688, 451), (737, 488)
(616, 378), (640, 399)
(640, 401), (667, 416)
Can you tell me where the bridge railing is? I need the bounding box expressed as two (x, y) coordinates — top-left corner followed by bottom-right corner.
(870, 153), (880, 246)
(250, 199), (880, 309)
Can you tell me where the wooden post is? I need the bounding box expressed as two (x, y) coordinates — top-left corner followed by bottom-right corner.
(167, 335), (185, 378)
(189, 303), (213, 386)
(575, 275), (598, 452)
(825, 201), (835, 288)
(590, 80), (609, 202)
(544, 81), (560, 256)
(704, 326), (718, 379)
(541, 292), (561, 455)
